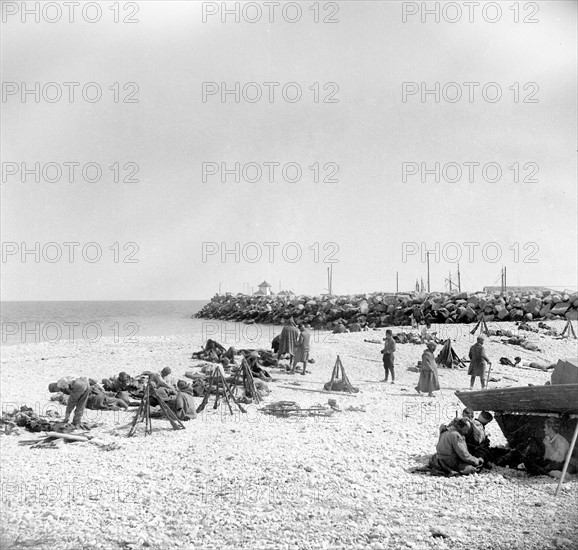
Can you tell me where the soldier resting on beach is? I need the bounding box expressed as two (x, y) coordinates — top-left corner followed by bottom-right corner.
(191, 339), (235, 363)
(524, 418), (571, 476)
(170, 380), (197, 421)
(86, 384), (129, 411)
(441, 409), (494, 466)
(161, 367), (179, 390)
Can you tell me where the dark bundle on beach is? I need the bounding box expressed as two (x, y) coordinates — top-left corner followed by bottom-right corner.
(435, 339), (467, 369)
(1, 406), (95, 434)
(1, 406), (61, 434)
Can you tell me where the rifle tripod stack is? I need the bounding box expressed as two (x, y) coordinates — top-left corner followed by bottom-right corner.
(470, 315), (490, 337)
(230, 357), (263, 404)
(127, 375), (185, 437)
(196, 364), (247, 415)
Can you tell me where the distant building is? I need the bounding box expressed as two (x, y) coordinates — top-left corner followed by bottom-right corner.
(254, 281), (273, 296)
(278, 290), (295, 297)
(483, 286), (555, 294)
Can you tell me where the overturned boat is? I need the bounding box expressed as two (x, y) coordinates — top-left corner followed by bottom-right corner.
(455, 358), (578, 450)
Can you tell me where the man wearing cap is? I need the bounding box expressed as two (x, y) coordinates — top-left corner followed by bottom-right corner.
(464, 411), (494, 466)
(48, 377), (91, 427)
(381, 329), (396, 384)
(428, 418), (484, 476)
(161, 367), (178, 390)
(468, 336), (491, 390)
(170, 380), (197, 421)
(440, 408), (492, 455)
(440, 407), (474, 434)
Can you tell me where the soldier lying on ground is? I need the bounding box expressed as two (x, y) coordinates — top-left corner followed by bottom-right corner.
(102, 371), (146, 401)
(50, 378), (129, 413)
(192, 339), (237, 364)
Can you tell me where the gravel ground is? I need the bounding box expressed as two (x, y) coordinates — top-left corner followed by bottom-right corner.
(1, 320), (577, 550)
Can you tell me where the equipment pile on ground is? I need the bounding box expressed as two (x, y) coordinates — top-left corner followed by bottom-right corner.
(19, 431), (108, 449)
(260, 401), (336, 418)
(1, 406), (97, 435)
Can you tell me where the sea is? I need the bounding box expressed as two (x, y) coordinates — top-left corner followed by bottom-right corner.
(0, 301), (210, 346)
(0, 300), (284, 348)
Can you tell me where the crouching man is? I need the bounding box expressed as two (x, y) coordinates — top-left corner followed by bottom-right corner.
(48, 377), (90, 428)
(170, 380), (198, 421)
(429, 418), (484, 476)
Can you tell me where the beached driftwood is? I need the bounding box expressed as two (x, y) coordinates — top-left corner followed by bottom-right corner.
(195, 290), (578, 331)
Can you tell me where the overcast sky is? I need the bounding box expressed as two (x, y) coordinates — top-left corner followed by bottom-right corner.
(1, 1), (576, 300)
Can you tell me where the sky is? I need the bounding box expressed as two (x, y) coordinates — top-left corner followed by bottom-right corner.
(1, 1), (577, 300)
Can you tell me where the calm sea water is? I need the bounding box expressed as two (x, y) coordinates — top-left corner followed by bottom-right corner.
(0, 300), (210, 346)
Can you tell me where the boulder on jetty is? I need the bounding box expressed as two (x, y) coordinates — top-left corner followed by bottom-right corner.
(195, 290), (578, 331)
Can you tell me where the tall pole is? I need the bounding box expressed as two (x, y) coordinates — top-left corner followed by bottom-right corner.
(426, 252), (431, 293)
(457, 263), (461, 292)
(504, 266), (507, 293)
(396, 271), (399, 293)
(556, 421), (578, 496)
(330, 263), (333, 295)
(327, 267), (330, 295)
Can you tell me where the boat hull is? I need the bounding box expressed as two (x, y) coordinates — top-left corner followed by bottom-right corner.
(455, 384), (578, 415)
(494, 412), (578, 451)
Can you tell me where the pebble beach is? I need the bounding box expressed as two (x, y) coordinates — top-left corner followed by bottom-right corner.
(1, 319), (577, 550)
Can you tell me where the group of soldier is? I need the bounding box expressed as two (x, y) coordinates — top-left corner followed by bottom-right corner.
(380, 331), (492, 397)
(272, 317), (312, 374)
(48, 367), (198, 427)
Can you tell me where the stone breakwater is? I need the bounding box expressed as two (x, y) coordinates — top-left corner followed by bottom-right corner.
(195, 291), (578, 330)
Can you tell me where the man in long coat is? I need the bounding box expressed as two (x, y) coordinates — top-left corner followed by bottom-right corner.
(415, 341), (440, 397)
(468, 335), (491, 390)
(278, 317), (299, 361)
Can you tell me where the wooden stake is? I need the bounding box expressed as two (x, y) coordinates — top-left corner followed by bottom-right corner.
(561, 320), (577, 339)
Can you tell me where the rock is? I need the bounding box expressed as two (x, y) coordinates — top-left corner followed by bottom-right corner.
(553, 537), (574, 548)
(194, 290), (577, 329)
(550, 302), (570, 316)
(430, 527), (450, 539)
